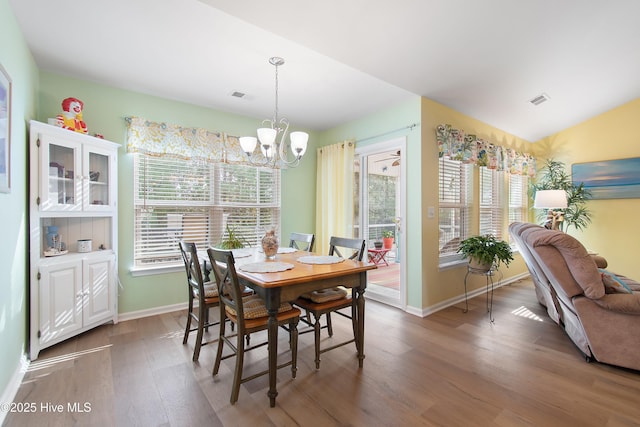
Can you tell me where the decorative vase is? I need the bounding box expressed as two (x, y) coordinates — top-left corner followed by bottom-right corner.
(261, 229), (278, 259)
(374, 241), (383, 249)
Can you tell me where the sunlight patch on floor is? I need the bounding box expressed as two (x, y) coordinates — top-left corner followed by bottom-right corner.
(27, 344), (113, 372)
(511, 305), (544, 322)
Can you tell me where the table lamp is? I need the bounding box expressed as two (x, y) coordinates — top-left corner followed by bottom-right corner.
(534, 189), (568, 230)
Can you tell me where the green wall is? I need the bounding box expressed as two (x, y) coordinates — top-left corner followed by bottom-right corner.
(37, 72), (319, 314)
(0, 0), (39, 409)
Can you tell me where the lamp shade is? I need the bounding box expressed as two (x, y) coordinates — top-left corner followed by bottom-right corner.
(534, 189), (568, 208)
(289, 131), (308, 158)
(239, 136), (257, 154)
(257, 128), (277, 147)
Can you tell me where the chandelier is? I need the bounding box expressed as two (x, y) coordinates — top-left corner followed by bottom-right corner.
(239, 57), (309, 168)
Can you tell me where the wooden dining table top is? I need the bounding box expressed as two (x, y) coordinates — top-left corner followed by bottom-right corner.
(229, 248), (377, 289)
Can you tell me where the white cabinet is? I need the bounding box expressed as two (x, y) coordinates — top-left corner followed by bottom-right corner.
(38, 252), (116, 348)
(37, 123), (117, 213)
(29, 121), (119, 360)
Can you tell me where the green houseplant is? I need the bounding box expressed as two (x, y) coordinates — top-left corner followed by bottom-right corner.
(217, 224), (250, 249)
(457, 234), (514, 271)
(531, 159), (592, 232)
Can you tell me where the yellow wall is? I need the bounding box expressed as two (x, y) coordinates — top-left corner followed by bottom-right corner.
(420, 98), (530, 310)
(532, 98), (640, 278)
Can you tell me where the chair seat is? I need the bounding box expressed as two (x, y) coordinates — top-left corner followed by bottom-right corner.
(294, 294), (352, 313)
(226, 294), (295, 319)
(203, 295), (221, 305)
(299, 287), (347, 303)
(227, 307), (302, 330)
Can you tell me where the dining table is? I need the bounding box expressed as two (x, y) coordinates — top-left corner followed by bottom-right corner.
(222, 246), (376, 407)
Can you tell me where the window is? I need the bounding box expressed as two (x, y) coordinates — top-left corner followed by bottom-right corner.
(438, 158), (473, 263)
(508, 173), (529, 240)
(479, 167), (504, 238)
(133, 154), (280, 268)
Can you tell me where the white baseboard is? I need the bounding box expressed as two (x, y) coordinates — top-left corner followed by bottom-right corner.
(118, 302), (188, 322)
(405, 272), (529, 318)
(0, 354), (29, 426)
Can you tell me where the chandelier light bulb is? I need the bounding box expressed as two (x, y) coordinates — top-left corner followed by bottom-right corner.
(239, 136), (257, 154)
(257, 127), (277, 147)
(290, 131), (309, 158)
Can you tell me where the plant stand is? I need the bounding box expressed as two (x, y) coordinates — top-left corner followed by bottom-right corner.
(463, 265), (496, 323)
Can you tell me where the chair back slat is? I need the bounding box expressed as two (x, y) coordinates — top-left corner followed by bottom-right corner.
(207, 248), (244, 319)
(289, 232), (315, 252)
(179, 241), (205, 299)
(328, 236), (366, 261)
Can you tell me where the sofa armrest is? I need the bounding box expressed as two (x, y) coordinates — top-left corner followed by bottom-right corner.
(590, 254), (608, 268)
(592, 293), (640, 314)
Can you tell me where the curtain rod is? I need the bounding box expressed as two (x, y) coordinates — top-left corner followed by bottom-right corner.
(355, 123), (420, 143)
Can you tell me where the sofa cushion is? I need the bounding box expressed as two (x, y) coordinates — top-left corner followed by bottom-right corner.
(600, 269), (633, 294)
(592, 293), (640, 314)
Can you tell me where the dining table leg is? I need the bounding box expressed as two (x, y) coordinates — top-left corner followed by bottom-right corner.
(356, 272), (366, 368)
(265, 290), (280, 407)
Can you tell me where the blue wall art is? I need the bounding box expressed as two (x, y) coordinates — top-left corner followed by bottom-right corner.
(572, 157), (640, 199)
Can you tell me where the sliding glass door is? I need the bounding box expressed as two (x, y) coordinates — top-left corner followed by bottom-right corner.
(354, 138), (405, 308)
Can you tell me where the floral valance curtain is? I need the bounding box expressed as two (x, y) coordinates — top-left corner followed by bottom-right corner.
(125, 117), (265, 166)
(436, 123), (536, 176)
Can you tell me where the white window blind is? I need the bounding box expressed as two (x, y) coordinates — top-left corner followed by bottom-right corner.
(508, 173), (529, 240)
(133, 154), (280, 267)
(479, 167), (504, 239)
(439, 158), (473, 262)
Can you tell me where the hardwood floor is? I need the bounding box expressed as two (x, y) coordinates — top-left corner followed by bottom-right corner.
(5, 279), (640, 427)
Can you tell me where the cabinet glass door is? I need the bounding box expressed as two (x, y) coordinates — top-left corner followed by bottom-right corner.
(84, 147), (114, 211)
(41, 137), (82, 211)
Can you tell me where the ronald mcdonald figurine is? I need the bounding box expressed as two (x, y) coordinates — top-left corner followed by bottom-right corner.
(56, 97), (88, 134)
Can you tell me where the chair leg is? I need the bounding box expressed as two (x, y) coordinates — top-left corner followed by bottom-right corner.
(183, 298), (193, 345)
(212, 311), (227, 375)
(230, 329), (245, 404)
(326, 312), (334, 337)
(193, 308), (205, 362)
(351, 301), (359, 353)
(204, 306), (210, 332)
(291, 317), (299, 379)
(313, 313), (322, 369)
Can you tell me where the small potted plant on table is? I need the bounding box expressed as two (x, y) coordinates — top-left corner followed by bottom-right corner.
(217, 224), (250, 249)
(382, 230), (394, 250)
(457, 234), (513, 272)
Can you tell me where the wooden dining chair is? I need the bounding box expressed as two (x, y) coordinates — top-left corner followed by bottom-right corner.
(207, 247), (301, 404)
(289, 232), (315, 252)
(293, 236), (366, 369)
(179, 241), (221, 362)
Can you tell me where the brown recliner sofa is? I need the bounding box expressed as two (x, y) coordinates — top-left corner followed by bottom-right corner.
(510, 222), (640, 371)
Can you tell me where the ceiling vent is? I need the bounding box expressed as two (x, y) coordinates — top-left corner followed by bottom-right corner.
(529, 93), (550, 106)
(231, 91), (245, 98)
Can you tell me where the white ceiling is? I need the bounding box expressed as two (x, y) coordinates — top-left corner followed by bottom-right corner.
(9, 0), (640, 141)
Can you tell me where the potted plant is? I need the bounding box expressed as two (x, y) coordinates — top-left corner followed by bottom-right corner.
(531, 159), (592, 232)
(457, 234), (513, 272)
(382, 230), (394, 249)
(217, 224), (250, 249)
